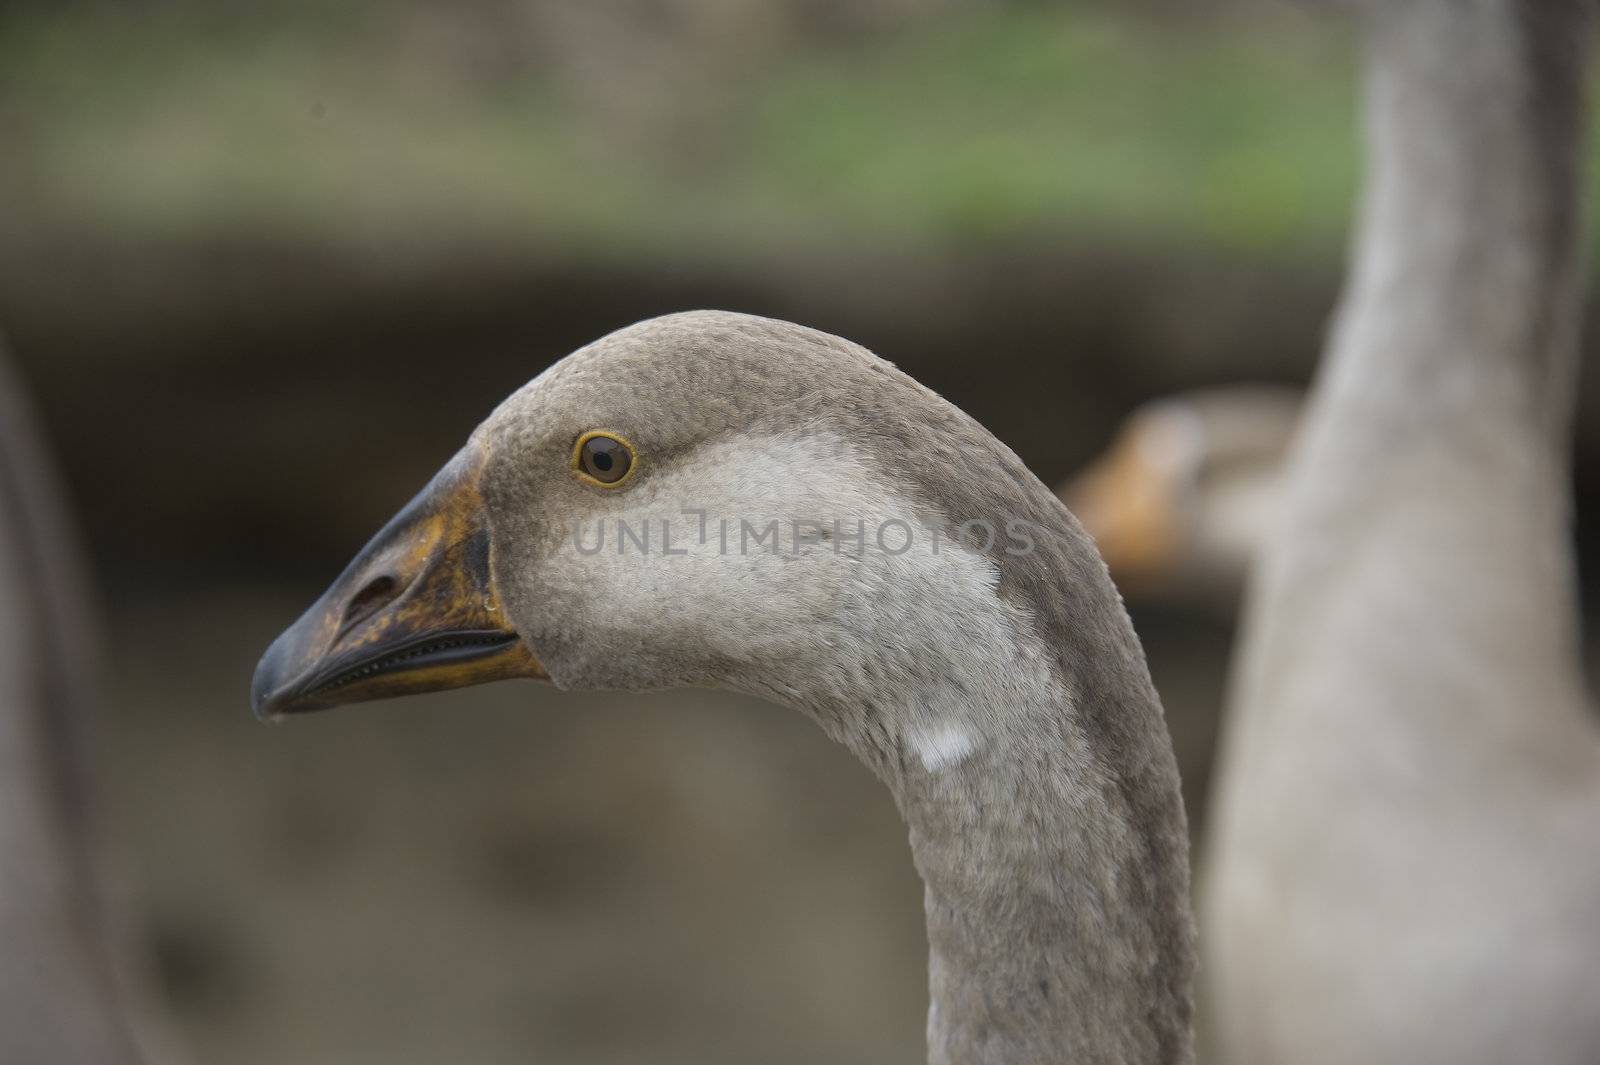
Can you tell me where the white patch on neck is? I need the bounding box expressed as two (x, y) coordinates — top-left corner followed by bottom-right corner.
(911, 721), (981, 772)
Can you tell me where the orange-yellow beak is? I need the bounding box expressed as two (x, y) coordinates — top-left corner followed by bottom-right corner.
(251, 445), (544, 719)
(1060, 428), (1181, 587)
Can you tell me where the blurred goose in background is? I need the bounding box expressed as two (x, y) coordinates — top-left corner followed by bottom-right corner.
(1061, 387), (1301, 609)
(254, 311), (1197, 1065)
(0, 350), (147, 1065)
(1204, 2), (1600, 1063)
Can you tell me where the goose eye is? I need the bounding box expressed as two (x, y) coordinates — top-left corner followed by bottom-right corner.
(574, 432), (635, 486)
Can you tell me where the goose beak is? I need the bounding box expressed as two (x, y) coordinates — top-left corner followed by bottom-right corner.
(1060, 425), (1181, 585)
(251, 444), (545, 720)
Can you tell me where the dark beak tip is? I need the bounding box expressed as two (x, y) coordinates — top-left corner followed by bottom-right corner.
(250, 632), (299, 721)
(250, 671), (280, 723)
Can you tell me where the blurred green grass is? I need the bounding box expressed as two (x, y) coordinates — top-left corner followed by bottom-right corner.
(1, 3), (1362, 259)
(743, 9), (1358, 250)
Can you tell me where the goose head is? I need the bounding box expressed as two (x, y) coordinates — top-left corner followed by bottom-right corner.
(1061, 387), (1301, 606)
(251, 310), (1100, 772)
(251, 310), (1194, 1060)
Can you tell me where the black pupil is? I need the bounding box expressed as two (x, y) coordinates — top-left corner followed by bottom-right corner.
(583, 437), (629, 482)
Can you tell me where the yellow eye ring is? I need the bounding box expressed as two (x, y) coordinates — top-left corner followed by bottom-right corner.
(571, 430), (639, 488)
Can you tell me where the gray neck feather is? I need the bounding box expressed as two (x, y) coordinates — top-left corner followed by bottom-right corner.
(1238, 0), (1594, 752)
(890, 387), (1194, 1065)
(1205, 7), (1600, 1060)
(900, 670), (1193, 1065)
(0, 353), (143, 1065)
(825, 501), (1194, 1064)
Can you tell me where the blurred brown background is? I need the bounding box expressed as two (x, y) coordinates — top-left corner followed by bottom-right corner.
(2, 2), (1597, 1063)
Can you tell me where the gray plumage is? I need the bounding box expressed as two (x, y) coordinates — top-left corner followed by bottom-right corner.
(0, 349), (144, 1065)
(446, 311), (1196, 1063)
(1203, 2), (1600, 1062)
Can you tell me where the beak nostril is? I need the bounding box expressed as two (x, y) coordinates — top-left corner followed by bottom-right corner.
(341, 574), (400, 634)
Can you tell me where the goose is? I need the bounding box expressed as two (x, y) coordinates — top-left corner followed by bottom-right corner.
(253, 310), (1197, 1065)
(0, 350), (146, 1065)
(1060, 387), (1302, 609)
(1203, 2), (1600, 1063)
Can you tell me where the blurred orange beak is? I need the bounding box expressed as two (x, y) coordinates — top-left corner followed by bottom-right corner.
(251, 444), (544, 719)
(1061, 429), (1180, 586)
